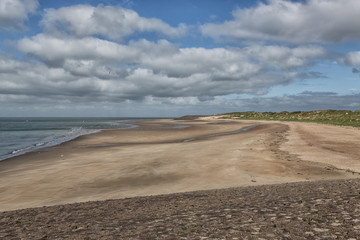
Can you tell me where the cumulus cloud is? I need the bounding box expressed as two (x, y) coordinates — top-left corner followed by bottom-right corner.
(3, 1), (338, 116)
(0, 0), (38, 29)
(17, 31), (326, 101)
(341, 51), (360, 67)
(40, 4), (187, 40)
(2, 36), (357, 116)
(244, 45), (325, 70)
(18, 34), (141, 66)
(201, 0), (360, 44)
(139, 47), (259, 79)
(13, 2), (326, 105)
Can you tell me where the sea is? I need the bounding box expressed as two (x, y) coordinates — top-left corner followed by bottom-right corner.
(0, 117), (149, 161)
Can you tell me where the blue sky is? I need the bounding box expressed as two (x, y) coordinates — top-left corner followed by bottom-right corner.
(0, 0), (359, 117)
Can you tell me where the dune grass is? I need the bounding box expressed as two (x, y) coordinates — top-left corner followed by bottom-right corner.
(221, 110), (360, 127)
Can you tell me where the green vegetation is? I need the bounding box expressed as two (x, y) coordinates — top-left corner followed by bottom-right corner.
(221, 110), (360, 127)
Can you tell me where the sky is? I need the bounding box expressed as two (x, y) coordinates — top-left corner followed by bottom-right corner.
(0, 0), (359, 117)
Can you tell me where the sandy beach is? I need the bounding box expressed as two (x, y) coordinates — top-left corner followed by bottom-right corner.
(0, 117), (359, 212)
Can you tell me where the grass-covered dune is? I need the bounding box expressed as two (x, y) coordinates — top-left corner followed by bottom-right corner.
(221, 110), (360, 127)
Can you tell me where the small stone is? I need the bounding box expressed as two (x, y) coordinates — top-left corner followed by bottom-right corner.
(331, 223), (342, 226)
(313, 228), (329, 232)
(267, 213), (276, 217)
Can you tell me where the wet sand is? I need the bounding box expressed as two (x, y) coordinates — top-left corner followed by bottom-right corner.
(0, 117), (359, 211)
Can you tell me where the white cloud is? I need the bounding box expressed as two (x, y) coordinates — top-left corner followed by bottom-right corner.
(0, 0), (38, 29)
(12, 2), (327, 106)
(16, 32), (326, 102)
(139, 47), (260, 79)
(18, 34), (140, 65)
(40, 4), (187, 40)
(1, 1), (358, 117)
(245, 45), (325, 69)
(341, 51), (360, 67)
(0, 48), (354, 117)
(201, 0), (360, 44)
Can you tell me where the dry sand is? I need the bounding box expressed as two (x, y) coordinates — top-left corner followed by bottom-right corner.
(0, 117), (359, 211)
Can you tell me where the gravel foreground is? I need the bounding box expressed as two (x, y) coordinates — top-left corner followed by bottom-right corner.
(1, 179), (360, 239)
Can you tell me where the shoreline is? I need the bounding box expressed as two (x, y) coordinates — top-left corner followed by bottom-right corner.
(0, 128), (102, 163)
(0, 117), (168, 163)
(1, 117), (360, 211)
(0, 117), (149, 162)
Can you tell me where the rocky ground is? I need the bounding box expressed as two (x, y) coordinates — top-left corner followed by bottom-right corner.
(1, 178), (360, 239)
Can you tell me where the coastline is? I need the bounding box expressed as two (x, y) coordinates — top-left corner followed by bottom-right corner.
(0, 117), (150, 162)
(0, 117), (360, 211)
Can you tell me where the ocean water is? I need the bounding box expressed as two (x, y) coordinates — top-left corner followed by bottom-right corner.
(0, 117), (144, 161)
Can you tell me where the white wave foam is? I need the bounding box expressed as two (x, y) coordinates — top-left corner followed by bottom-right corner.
(0, 119), (140, 162)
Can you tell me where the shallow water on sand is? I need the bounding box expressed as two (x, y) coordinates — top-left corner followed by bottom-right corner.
(182, 125), (257, 142)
